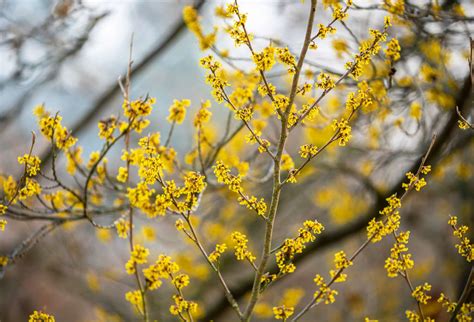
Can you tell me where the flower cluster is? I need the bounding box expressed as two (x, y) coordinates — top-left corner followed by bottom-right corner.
(172, 273), (190, 290)
(276, 47), (297, 74)
(448, 216), (473, 262)
(200, 55), (229, 103)
(35, 106), (77, 150)
(18, 178), (42, 201)
(253, 46), (276, 71)
(17, 154), (41, 177)
(224, 4), (250, 46)
(125, 244), (150, 275)
(411, 282), (432, 305)
(367, 194), (402, 242)
(384, 231), (414, 278)
(167, 99), (191, 124)
(273, 305), (294, 320)
(332, 119), (352, 146)
(345, 82), (374, 112)
(193, 100), (212, 127)
(299, 144), (318, 159)
(275, 220), (324, 274)
(214, 160), (267, 216)
(385, 38), (401, 62)
(332, 4), (348, 21)
(316, 73), (336, 91)
(125, 290), (144, 313)
(313, 274), (338, 304)
(142, 255), (179, 290)
(115, 218), (131, 238)
(123, 97), (155, 119)
(125, 138), (205, 216)
(345, 26), (389, 79)
(98, 116), (117, 142)
(402, 171), (427, 191)
(317, 24), (337, 39)
(29, 310), (55, 322)
(329, 250), (353, 282)
(437, 293), (456, 313)
(458, 119), (470, 130)
(235, 105), (254, 122)
(272, 94), (290, 111)
(231, 231), (256, 262)
(170, 294), (198, 317)
(405, 310), (421, 322)
(209, 243), (227, 263)
(214, 160), (242, 192)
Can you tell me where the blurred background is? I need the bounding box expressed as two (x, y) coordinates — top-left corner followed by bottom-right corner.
(0, 0), (473, 321)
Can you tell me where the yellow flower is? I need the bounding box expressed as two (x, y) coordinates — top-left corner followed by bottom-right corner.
(317, 24), (336, 39)
(276, 220), (324, 274)
(143, 255), (180, 290)
(272, 305), (294, 320)
(412, 282), (432, 304)
(29, 311), (55, 322)
(231, 231), (256, 262)
(200, 55), (229, 103)
(98, 116), (117, 142)
(313, 274), (338, 304)
(0, 256), (8, 266)
(36, 111), (77, 151)
(130, 244), (149, 264)
(116, 167), (128, 183)
(384, 231), (414, 277)
(409, 102), (422, 120)
(276, 47), (296, 73)
(458, 120), (470, 130)
(209, 243), (227, 263)
(385, 38), (401, 61)
(183, 171), (207, 194)
(172, 273), (190, 290)
(332, 119), (352, 146)
(167, 99), (191, 124)
(123, 97), (156, 119)
(194, 100), (212, 127)
(332, 4), (348, 21)
(253, 46), (276, 71)
(18, 178), (41, 200)
(17, 154), (41, 176)
(115, 218), (131, 239)
(125, 290), (144, 312)
(66, 147), (83, 175)
(299, 144), (318, 158)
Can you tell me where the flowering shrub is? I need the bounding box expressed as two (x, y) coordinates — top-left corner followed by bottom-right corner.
(0, 1), (473, 321)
